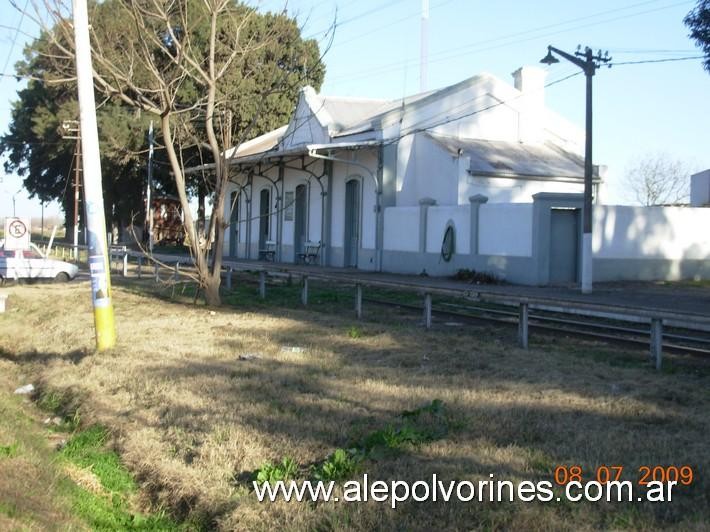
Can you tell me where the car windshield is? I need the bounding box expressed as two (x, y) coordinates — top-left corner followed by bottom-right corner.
(23, 249), (43, 259)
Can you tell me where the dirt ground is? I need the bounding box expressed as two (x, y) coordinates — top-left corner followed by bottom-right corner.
(0, 278), (708, 531)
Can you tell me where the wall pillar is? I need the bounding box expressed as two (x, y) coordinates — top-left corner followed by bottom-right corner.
(468, 194), (488, 255)
(418, 197), (437, 253)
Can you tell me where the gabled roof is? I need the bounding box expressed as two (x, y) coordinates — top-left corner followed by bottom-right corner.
(219, 70), (586, 168)
(427, 133), (598, 180)
(332, 76), (490, 137)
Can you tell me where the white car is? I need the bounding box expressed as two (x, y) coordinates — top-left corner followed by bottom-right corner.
(0, 242), (79, 283)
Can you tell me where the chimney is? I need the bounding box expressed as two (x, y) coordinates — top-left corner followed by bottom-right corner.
(512, 66), (547, 144)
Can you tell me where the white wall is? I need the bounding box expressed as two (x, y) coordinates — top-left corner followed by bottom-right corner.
(360, 151), (377, 250)
(383, 207), (419, 251)
(281, 168), (321, 247)
(460, 175), (583, 204)
(690, 170), (710, 207)
(478, 203), (533, 257)
(330, 150), (379, 251)
(593, 205), (710, 260)
(426, 206), (470, 254)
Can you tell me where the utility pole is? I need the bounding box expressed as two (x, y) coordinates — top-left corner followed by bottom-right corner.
(61, 120), (81, 259)
(72, 0), (116, 350)
(146, 121), (154, 253)
(540, 45), (611, 294)
(73, 134), (81, 259)
(420, 0), (429, 92)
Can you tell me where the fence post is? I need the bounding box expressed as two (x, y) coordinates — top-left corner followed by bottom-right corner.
(518, 301), (529, 349)
(301, 276), (308, 306)
(355, 283), (362, 319)
(122, 253), (128, 277)
(225, 267), (232, 290)
(174, 262), (179, 281)
(154, 262), (159, 282)
(259, 271), (266, 299)
(423, 292), (432, 329)
(650, 318), (663, 370)
(137, 256), (142, 278)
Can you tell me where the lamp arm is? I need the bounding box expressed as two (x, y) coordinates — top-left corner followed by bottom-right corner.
(547, 45), (587, 71)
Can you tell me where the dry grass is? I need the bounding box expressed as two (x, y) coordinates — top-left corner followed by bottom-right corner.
(0, 278), (709, 530)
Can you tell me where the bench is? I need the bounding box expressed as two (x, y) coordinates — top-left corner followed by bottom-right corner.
(297, 241), (321, 265)
(259, 240), (276, 261)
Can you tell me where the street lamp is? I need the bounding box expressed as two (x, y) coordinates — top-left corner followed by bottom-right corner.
(540, 45), (611, 294)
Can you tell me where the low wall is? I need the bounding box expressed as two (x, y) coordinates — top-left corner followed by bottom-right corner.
(381, 200), (710, 284)
(383, 207), (419, 252)
(593, 205), (710, 259)
(426, 206), (470, 254)
(479, 203), (533, 257)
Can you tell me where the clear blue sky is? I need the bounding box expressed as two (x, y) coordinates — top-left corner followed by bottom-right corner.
(1, 0), (708, 219)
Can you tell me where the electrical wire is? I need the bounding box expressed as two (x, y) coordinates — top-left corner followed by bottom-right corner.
(1, 0), (30, 78)
(325, 0), (693, 87)
(609, 55), (704, 65)
(384, 71), (584, 146)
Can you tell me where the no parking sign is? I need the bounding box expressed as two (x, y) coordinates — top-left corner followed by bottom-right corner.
(4, 217), (31, 250)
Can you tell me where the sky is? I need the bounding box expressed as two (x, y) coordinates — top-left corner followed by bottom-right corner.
(1, 0), (709, 220)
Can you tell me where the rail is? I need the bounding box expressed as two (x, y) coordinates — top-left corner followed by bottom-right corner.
(117, 252), (710, 370)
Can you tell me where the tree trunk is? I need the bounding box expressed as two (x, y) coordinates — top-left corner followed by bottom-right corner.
(197, 184), (206, 236)
(204, 272), (221, 306)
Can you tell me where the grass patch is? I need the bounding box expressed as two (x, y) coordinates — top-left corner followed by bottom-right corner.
(60, 426), (136, 494)
(58, 425), (184, 530)
(255, 457), (299, 484)
(0, 442), (19, 458)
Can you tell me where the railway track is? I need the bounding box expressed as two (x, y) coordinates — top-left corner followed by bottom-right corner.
(362, 297), (710, 357)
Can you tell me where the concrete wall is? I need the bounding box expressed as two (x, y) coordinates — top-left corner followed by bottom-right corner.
(593, 205), (710, 260)
(383, 207), (418, 252)
(397, 134), (459, 207)
(460, 175), (583, 204)
(426, 206), (470, 255)
(224, 161), (710, 285)
(479, 203), (533, 257)
(690, 169), (710, 207)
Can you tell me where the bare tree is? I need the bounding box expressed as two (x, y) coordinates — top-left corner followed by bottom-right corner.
(32, 0), (328, 305)
(623, 153), (693, 206)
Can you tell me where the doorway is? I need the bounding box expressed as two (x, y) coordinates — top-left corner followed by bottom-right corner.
(344, 179), (360, 268)
(294, 184), (307, 258)
(549, 208), (579, 284)
(258, 188), (270, 251)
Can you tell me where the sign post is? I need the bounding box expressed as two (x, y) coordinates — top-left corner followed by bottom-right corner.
(73, 0), (116, 350)
(4, 217), (31, 250)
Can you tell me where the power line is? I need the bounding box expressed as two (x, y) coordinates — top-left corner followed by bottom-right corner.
(609, 55), (704, 65)
(385, 71), (584, 146)
(325, 0), (692, 87)
(1, 0), (30, 78)
(325, 0), (456, 49)
(304, 0), (410, 39)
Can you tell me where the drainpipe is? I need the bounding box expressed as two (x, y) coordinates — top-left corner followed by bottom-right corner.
(308, 148), (383, 271)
